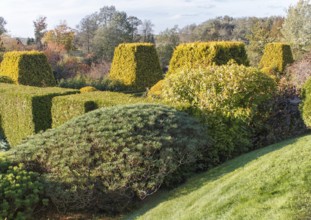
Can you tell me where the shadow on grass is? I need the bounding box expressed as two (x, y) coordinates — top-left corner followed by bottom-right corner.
(124, 135), (303, 220)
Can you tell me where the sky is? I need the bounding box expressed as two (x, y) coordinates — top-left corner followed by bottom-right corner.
(0, 0), (298, 38)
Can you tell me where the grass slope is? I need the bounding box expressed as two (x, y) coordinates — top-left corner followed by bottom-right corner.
(126, 134), (311, 220)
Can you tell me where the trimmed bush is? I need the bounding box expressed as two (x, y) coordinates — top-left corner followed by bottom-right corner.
(0, 51), (56, 87)
(162, 63), (276, 161)
(0, 76), (14, 84)
(0, 158), (47, 219)
(0, 83), (77, 146)
(259, 43), (294, 74)
(167, 41), (249, 75)
(109, 43), (163, 90)
(148, 80), (164, 98)
(52, 91), (147, 128)
(9, 104), (209, 213)
(80, 86), (97, 93)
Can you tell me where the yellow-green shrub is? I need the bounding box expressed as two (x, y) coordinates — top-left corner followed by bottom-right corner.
(0, 84), (77, 146)
(80, 86), (97, 93)
(162, 64), (276, 162)
(0, 51), (56, 87)
(109, 43), (163, 90)
(301, 78), (311, 127)
(259, 43), (294, 74)
(148, 80), (164, 98)
(51, 91), (147, 128)
(167, 41), (249, 75)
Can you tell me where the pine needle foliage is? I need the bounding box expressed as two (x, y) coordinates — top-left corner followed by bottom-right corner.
(8, 104), (209, 213)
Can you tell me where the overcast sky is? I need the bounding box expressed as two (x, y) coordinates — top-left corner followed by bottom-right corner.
(0, 0), (298, 38)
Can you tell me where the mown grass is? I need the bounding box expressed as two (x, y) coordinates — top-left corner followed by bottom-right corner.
(125, 134), (311, 220)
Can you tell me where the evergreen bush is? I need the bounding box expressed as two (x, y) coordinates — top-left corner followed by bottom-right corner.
(109, 43), (163, 90)
(167, 41), (249, 75)
(148, 80), (164, 98)
(8, 104), (209, 213)
(79, 86), (97, 93)
(0, 51), (56, 87)
(0, 83), (77, 146)
(51, 91), (146, 128)
(162, 63), (276, 162)
(301, 78), (311, 127)
(259, 43), (294, 74)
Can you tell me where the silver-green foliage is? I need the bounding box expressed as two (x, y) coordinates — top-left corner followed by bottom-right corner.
(8, 104), (209, 213)
(281, 0), (311, 58)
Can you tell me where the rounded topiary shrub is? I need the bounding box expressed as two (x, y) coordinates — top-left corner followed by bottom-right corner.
(0, 51), (56, 87)
(79, 86), (97, 93)
(109, 43), (163, 91)
(0, 158), (46, 219)
(162, 63), (276, 161)
(8, 104), (209, 213)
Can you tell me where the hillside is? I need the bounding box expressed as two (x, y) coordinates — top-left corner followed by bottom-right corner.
(126, 134), (311, 220)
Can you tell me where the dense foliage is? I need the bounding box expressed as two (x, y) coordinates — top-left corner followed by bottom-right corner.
(148, 80), (164, 98)
(167, 42), (249, 75)
(51, 91), (147, 128)
(0, 51), (56, 87)
(9, 104), (209, 213)
(259, 43), (294, 76)
(162, 63), (276, 162)
(109, 43), (163, 90)
(0, 158), (46, 219)
(79, 86), (97, 93)
(301, 77), (311, 127)
(0, 83), (77, 146)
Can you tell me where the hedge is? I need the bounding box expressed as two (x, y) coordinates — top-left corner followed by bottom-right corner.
(0, 83), (77, 146)
(259, 43), (294, 74)
(0, 51), (56, 87)
(51, 91), (147, 128)
(167, 41), (249, 75)
(109, 43), (163, 90)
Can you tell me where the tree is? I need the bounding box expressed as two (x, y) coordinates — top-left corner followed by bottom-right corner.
(0, 17), (7, 35)
(156, 26), (180, 69)
(282, 0), (311, 58)
(33, 16), (47, 49)
(127, 16), (142, 41)
(140, 20), (155, 43)
(42, 21), (75, 52)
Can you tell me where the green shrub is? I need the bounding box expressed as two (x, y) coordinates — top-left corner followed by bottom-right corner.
(0, 76), (14, 84)
(0, 158), (47, 219)
(109, 43), (163, 91)
(162, 64), (276, 161)
(51, 91), (147, 128)
(79, 86), (97, 93)
(8, 104), (209, 213)
(0, 83), (77, 146)
(0, 51), (56, 87)
(301, 78), (311, 127)
(259, 43), (294, 74)
(167, 41), (249, 75)
(148, 80), (164, 98)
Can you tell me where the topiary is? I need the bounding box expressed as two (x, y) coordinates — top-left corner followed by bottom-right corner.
(0, 158), (47, 219)
(148, 80), (164, 98)
(301, 78), (311, 127)
(167, 41), (249, 75)
(109, 43), (163, 91)
(162, 63), (276, 162)
(259, 43), (294, 75)
(0, 76), (14, 84)
(79, 86), (97, 93)
(8, 104), (209, 213)
(0, 51), (56, 87)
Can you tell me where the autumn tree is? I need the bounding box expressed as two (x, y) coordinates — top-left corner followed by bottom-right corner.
(33, 16), (47, 49)
(43, 21), (75, 51)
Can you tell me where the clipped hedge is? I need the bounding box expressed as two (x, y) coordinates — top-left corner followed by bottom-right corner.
(80, 86), (97, 93)
(109, 43), (163, 90)
(162, 63), (276, 162)
(52, 91), (147, 128)
(0, 83), (77, 146)
(167, 41), (249, 75)
(259, 43), (294, 74)
(148, 80), (164, 98)
(9, 104), (209, 213)
(0, 51), (56, 87)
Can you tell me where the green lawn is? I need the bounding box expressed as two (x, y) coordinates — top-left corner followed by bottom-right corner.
(125, 134), (311, 220)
